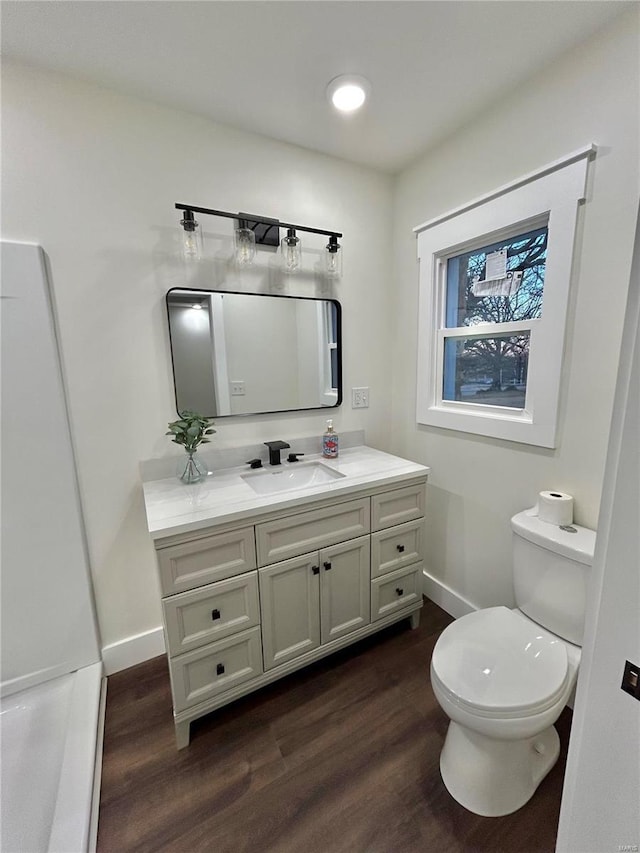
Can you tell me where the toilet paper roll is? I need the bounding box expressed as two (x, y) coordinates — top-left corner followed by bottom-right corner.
(537, 491), (574, 526)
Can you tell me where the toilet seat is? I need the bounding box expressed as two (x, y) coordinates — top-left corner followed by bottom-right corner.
(431, 607), (570, 718)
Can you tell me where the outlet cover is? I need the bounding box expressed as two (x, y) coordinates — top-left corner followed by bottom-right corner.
(352, 387), (369, 408)
(230, 381), (245, 396)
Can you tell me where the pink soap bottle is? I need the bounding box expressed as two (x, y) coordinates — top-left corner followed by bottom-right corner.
(322, 419), (339, 458)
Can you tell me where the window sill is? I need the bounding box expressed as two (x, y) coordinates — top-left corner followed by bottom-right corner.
(420, 404), (555, 448)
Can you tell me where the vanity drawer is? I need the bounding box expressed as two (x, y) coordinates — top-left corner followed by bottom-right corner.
(371, 564), (423, 621)
(371, 484), (425, 532)
(371, 519), (424, 578)
(163, 571), (260, 657)
(157, 527), (256, 596)
(169, 626), (263, 712)
(256, 498), (370, 566)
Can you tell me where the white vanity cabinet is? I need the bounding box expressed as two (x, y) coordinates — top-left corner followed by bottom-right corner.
(145, 451), (428, 749)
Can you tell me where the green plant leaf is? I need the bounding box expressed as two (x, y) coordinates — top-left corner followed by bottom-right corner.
(167, 410), (214, 453)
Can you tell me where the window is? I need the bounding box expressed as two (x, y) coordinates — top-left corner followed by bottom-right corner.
(415, 146), (594, 448)
(443, 225), (547, 409)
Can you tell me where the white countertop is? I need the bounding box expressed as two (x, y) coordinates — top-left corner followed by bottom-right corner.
(143, 446), (429, 541)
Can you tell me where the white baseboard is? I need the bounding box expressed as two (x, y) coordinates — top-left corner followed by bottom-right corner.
(101, 626), (165, 676)
(422, 569), (478, 619)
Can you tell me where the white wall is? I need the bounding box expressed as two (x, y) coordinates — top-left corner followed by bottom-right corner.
(391, 10), (640, 612)
(556, 205), (640, 853)
(1, 61), (394, 654)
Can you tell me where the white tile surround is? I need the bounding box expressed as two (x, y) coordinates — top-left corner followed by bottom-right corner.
(142, 440), (429, 540)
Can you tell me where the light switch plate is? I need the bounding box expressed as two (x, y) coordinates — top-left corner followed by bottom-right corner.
(352, 387), (369, 408)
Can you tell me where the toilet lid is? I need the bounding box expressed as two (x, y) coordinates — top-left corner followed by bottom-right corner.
(431, 607), (569, 716)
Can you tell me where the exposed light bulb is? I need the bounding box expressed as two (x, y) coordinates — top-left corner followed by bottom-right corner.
(180, 210), (202, 261)
(281, 228), (301, 274)
(325, 235), (342, 278)
(234, 227), (256, 266)
(182, 232), (200, 260)
(326, 251), (341, 277)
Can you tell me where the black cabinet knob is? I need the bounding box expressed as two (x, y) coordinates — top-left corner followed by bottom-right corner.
(211, 609), (221, 621)
(396, 544), (405, 553)
(312, 565), (320, 575)
(395, 587), (404, 596)
(216, 663), (225, 675)
(323, 561), (332, 571)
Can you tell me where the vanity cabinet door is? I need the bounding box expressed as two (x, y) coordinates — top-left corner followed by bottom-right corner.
(259, 554), (321, 670)
(163, 571), (260, 657)
(371, 519), (424, 578)
(157, 527), (256, 596)
(371, 564), (423, 622)
(256, 498), (370, 566)
(371, 485), (424, 532)
(169, 626), (263, 712)
(320, 536), (370, 644)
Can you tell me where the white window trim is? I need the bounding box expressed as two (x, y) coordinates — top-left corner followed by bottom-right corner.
(414, 145), (595, 449)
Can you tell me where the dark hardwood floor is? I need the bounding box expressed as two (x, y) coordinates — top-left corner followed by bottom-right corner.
(97, 600), (572, 853)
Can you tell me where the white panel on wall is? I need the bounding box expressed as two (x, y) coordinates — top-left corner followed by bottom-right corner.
(1, 242), (100, 695)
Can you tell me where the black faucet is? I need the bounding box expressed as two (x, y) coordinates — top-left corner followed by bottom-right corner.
(264, 440), (290, 466)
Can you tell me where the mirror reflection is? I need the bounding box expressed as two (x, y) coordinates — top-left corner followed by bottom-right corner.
(166, 289), (342, 417)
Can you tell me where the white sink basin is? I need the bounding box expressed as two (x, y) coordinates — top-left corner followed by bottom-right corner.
(242, 461), (345, 496)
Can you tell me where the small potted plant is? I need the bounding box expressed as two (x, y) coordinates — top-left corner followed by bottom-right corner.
(166, 410), (216, 484)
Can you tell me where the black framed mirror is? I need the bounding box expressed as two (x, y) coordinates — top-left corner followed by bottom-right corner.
(166, 289), (342, 418)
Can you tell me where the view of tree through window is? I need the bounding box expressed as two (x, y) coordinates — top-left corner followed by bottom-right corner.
(443, 226), (548, 409)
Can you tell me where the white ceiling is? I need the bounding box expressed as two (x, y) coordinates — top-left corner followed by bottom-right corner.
(1, 1), (631, 173)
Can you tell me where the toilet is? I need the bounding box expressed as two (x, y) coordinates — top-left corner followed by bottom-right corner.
(430, 509), (596, 817)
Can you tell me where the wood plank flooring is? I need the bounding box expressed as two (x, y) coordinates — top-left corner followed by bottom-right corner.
(97, 600), (572, 853)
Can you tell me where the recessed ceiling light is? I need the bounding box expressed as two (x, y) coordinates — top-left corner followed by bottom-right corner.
(326, 74), (370, 114)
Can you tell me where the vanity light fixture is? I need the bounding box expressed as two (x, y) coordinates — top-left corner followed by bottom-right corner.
(325, 234), (342, 278)
(326, 74), (371, 114)
(175, 203), (342, 278)
(179, 209), (202, 261)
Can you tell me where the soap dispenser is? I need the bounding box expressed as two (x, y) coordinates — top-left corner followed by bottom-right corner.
(322, 419), (339, 458)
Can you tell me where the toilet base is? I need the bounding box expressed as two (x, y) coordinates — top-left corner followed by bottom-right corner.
(439, 721), (560, 817)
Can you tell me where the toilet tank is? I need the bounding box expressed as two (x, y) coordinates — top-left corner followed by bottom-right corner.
(511, 509), (596, 646)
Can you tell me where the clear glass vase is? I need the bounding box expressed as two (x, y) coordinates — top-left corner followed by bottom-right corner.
(177, 450), (208, 484)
